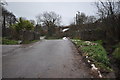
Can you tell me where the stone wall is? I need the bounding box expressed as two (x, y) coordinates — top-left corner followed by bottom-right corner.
(22, 30), (34, 41)
(4, 28), (40, 41)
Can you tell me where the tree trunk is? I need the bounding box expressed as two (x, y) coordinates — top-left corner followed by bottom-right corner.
(2, 15), (6, 37)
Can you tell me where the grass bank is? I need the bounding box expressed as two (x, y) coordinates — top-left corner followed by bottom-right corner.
(22, 40), (40, 44)
(72, 39), (112, 72)
(1, 37), (40, 45)
(2, 37), (18, 45)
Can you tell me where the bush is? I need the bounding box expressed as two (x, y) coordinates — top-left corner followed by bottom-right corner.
(11, 17), (34, 32)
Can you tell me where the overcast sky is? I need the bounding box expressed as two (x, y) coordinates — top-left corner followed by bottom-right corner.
(5, 2), (98, 26)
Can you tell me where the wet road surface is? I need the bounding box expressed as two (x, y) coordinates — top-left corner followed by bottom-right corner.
(3, 40), (92, 78)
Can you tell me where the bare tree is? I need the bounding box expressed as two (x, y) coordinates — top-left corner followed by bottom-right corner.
(36, 11), (61, 36)
(95, 0), (120, 41)
(1, 3), (16, 37)
(29, 20), (35, 26)
(36, 11), (61, 26)
(95, 0), (120, 18)
(75, 12), (87, 25)
(0, 0), (7, 5)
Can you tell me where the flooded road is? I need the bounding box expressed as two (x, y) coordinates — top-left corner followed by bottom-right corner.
(3, 40), (92, 78)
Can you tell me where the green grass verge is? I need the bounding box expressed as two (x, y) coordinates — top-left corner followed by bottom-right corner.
(72, 39), (112, 72)
(2, 38), (18, 45)
(45, 36), (61, 40)
(22, 40), (40, 44)
(92, 40), (103, 45)
(1, 37), (40, 45)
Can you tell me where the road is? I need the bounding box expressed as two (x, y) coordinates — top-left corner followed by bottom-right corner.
(3, 39), (92, 78)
